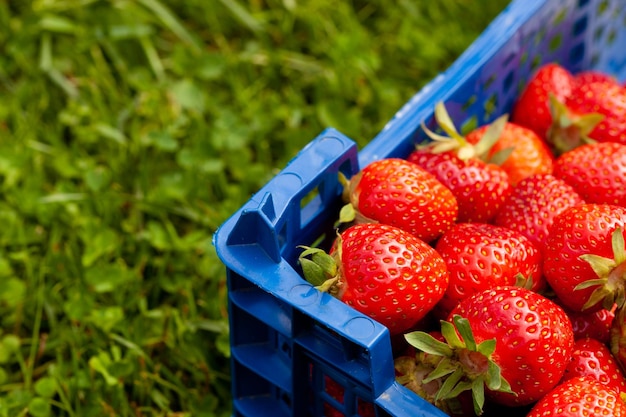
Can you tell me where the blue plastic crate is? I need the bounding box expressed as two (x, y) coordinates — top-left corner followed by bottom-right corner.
(214, 0), (626, 416)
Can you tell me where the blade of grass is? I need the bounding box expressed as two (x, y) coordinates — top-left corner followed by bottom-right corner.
(137, 0), (202, 52)
(217, 0), (265, 34)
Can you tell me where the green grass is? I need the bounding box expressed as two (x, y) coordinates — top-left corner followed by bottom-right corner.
(0, 1), (510, 415)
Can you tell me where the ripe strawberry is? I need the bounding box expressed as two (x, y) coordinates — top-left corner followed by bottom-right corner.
(405, 286), (574, 413)
(299, 223), (448, 336)
(493, 173), (585, 253)
(573, 70), (618, 87)
(549, 81), (626, 152)
(340, 158), (458, 243)
(465, 121), (555, 186)
(407, 151), (510, 224)
(433, 222), (543, 318)
(562, 337), (626, 395)
(564, 303), (617, 344)
(511, 63), (575, 139)
(611, 307), (626, 375)
(553, 141), (626, 207)
(409, 103), (511, 223)
(542, 204), (626, 313)
(527, 375), (626, 417)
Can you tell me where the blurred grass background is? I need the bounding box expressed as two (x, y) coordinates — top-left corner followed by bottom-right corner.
(0, 0), (510, 415)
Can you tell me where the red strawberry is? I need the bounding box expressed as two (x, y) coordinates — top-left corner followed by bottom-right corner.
(465, 121), (555, 186)
(404, 286), (574, 413)
(493, 173), (585, 253)
(565, 303), (617, 344)
(433, 222), (543, 318)
(408, 102), (511, 224)
(553, 141), (626, 207)
(574, 70), (618, 88)
(562, 337), (626, 395)
(511, 63), (575, 139)
(527, 375), (626, 417)
(299, 223), (449, 336)
(549, 81), (626, 152)
(542, 204), (626, 313)
(611, 307), (626, 375)
(407, 151), (510, 224)
(340, 158), (458, 242)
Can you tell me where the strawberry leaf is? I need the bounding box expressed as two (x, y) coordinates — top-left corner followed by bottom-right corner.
(473, 113), (508, 159)
(440, 320), (464, 349)
(434, 102), (464, 142)
(452, 315), (476, 350)
(423, 357), (458, 383)
(476, 339), (496, 357)
(580, 254), (616, 278)
(405, 331), (454, 357)
(338, 203), (357, 224)
(612, 227), (626, 265)
(435, 367), (465, 401)
(471, 378), (485, 416)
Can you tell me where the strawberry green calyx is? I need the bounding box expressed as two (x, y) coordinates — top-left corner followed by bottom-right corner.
(547, 93), (604, 155)
(404, 315), (514, 415)
(298, 245), (343, 296)
(420, 102), (508, 163)
(576, 227), (626, 311)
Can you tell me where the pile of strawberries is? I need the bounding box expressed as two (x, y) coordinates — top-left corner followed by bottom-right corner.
(299, 63), (626, 416)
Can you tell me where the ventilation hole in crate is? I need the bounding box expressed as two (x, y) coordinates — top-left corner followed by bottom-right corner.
(301, 186), (321, 210)
(461, 95), (477, 112)
(594, 26), (605, 41)
(519, 51), (528, 65)
(534, 27), (546, 46)
(569, 43), (585, 65)
(280, 340), (292, 357)
(281, 391), (292, 408)
(573, 16), (588, 36)
(503, 53), (516, 67)
(483, 94), (498, 121)
(357, 398), (376, 417)
(503, 71), (514, 94)
(549, 33), (563, 52)
(606, 29), (617, 45)
(324, 375), (345, 401)
(530, 55), (542, 71)
(590, 54), (600, 68)
(460, 116), (478, 136)
(516, 80), (526, 96)
(597, 0), (609, 15)
(577, 0), (590, 7)
(277, 222), (288, 252)
(553, 9), (567, 25)
(324, 403), (344, 417)
(483, 74), (496, 90)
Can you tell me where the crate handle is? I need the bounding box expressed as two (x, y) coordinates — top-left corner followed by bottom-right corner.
(226, 128), (359, 263)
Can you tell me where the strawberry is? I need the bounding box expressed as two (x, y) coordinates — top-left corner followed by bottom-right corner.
(573, 70), (618, 87)
(340, 158), (458, 243)
(433, 222), (543, 318)
(511, 62), (575, 139)
(404, 286), (574, 413)
(549, 81), (626, 152)
(562, 337), (626, 395)
(527, 375), (626, 417)
(565, 303), (617, 344)
(542, 204), (626, 313)
(465, 121), (555, 186)
(299, 223), (448, 336)
(408, 103), (511, 223)
(493, 173), (585, 253)
(553, 141), (626, 207)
